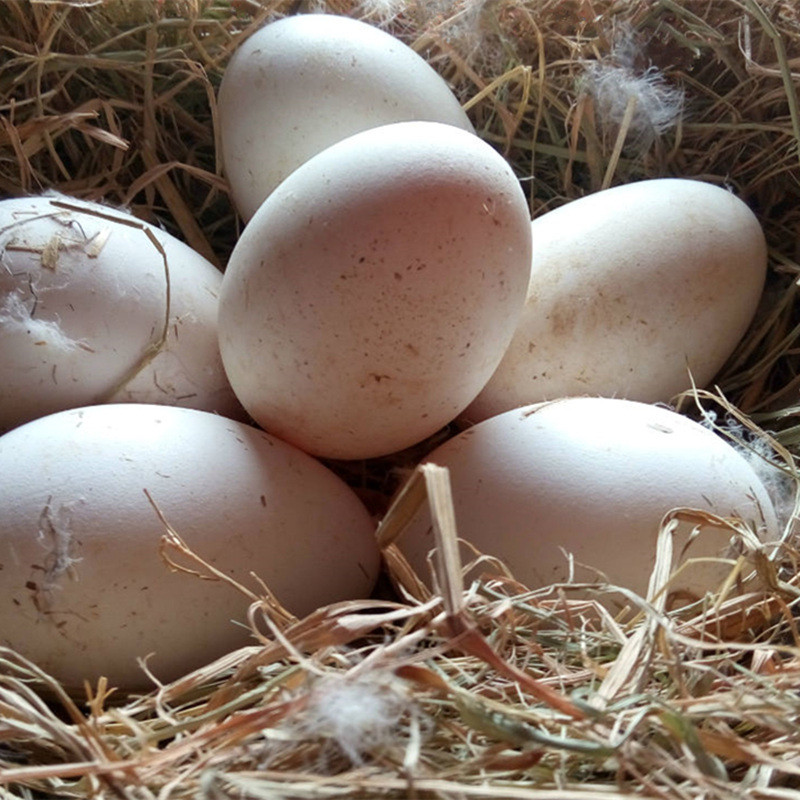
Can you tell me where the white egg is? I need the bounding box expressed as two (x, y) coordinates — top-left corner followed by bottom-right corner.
(218, 121), (533, 460)
(0, 404), (380, 691)
(397, 397), (779, 607)
(0, 195), (242, 432)
(465, 179), (768, 422)
(218, 13), (475, 221)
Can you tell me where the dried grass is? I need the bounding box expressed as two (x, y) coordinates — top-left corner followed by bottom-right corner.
(2, 0), (800, 798)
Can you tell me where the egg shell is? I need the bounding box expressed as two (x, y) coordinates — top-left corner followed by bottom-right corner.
(218, 13), (475, 221)
(397, 397), (778, 606)
(0, 195), (243, 432)
(464, 179), (768, 422)
(0, 404), (380, 691)
(218, 121), (533, 460)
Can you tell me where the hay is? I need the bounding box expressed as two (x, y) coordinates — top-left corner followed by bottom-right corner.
(2, 0), (800, 797)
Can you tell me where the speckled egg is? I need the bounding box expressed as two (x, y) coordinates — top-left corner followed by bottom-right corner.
(218, 121), (533, 460)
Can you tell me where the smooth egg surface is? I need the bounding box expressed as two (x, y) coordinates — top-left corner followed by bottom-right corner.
(218, 13), (475, 221)
(397, 397), (779, 607)
(0, 404), (380, 691)
(465, 179), (768, 422)
(218, 121), (533, 460)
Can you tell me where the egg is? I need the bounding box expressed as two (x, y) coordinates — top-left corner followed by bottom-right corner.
(0, 195), (242, 432)
(464, 179), (768, 422)
(0, 404), (380, 691)
(218, 121), (533, 460)
(396, 397), (779, 607)
(217, 13), (475, 221)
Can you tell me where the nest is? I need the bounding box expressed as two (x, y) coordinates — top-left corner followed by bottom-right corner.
(2, 1), (800, 797)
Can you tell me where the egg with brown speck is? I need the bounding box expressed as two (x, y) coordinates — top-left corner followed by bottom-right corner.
(464, 179), (768, 422)
(0, 403), (380, 691)
(218, 121), (533, 460)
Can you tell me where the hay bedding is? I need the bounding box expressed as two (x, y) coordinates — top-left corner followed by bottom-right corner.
(2, 0), (800, 797)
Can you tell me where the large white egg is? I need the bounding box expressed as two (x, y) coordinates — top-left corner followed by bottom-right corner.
(218, 13), (475, 221)
(0, 404), (380, 691)
(218, 121), (533, 460)
(0, 195), (242, 432)
(465, 179), (768, 422)
(397, 398), (779, 607)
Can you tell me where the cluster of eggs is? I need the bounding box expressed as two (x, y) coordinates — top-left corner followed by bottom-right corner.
(0, 14), (779, 691)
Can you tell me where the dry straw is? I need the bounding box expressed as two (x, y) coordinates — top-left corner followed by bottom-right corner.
(2, 0), (800, 798)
